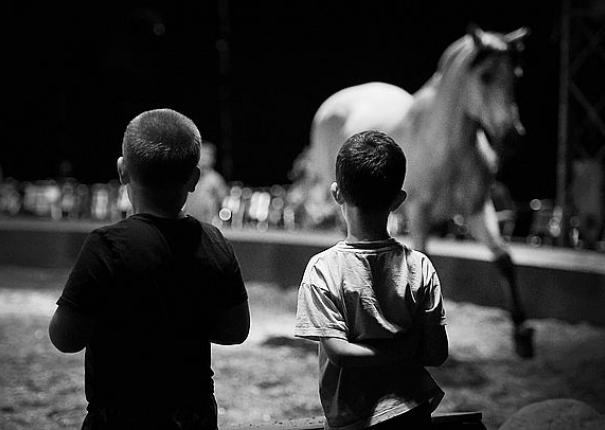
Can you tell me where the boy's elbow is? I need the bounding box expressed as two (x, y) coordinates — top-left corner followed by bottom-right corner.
(49, 306), (92, 353)
(54, 342), (85, 354)
(423, 349), (448, 367)
(48, 326), (85, 353)
(210, 324), (250, 345)
(420, 326), (448, 367)
(211, 302), (250, 345)
(230, 317), (251, 344)
(217, 330), (249, 345)
(234, 332), (249, 345)
(325, 349), (345, 367)
(421, 341), (448, 367)
(326, 353), (347, 367)
(322, 340), (350, 367)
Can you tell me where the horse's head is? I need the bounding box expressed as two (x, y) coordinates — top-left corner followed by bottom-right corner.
(460, 26), (529, 143)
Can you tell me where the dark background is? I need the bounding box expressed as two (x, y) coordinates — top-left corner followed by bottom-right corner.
(0, 1), (559, 202)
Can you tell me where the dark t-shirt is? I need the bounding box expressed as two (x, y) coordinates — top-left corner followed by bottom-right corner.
(57, 213), (247, 411)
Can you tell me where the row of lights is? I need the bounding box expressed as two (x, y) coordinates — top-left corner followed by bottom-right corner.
(0, 178), (602, 251)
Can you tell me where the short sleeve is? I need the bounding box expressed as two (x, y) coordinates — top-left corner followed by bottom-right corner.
(422, 259), (447, 326)
(219, 249), (248, 308)
(57, 230), (113, 315)
(213, 234), (248, 309)
(294, 262), (348, 341)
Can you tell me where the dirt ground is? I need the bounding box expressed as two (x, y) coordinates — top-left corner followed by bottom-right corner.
(1, 265), (604, 430)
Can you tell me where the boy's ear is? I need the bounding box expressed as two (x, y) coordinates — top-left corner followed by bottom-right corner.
(117, 157), (129, 185)
(186, 167), (201, 193)
(389, 189), (407, 211)
(330, 182), (344, 204)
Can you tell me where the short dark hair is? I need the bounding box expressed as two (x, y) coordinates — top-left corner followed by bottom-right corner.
(122, 109), (201, 187)
(336, 130), (406, 211)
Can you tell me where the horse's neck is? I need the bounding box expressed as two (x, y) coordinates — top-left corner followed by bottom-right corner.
(411, 74), (477, 156)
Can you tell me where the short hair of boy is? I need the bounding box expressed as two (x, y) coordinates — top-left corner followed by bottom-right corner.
(122, 109), (201, 186)
(336, 130), (406, 211)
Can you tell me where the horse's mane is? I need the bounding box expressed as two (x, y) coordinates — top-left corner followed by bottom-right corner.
(398, 31), (503, 190)
(417, 32), (510, 157)
(436, 32), (509, 78)
(436, 36), (474, 76)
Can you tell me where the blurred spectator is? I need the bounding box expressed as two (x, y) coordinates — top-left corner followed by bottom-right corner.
(571, 155), (604, 249)
(184, 141), (228, 224)
(117, 184), (133, 218)
(57, 159), (75, 182)
(247, 188), (271, 231)
(218, 183), (244, 228)
(91, 183), (110, 220)
(527, 198), (558, 247)
(106, 180), (120, 221)
(268, 185), (287, 229)
(21, 180), (62, 219)
(60, 181), (77, 219)
(75, 183), (92, 219)
(0, 178), (21, 216)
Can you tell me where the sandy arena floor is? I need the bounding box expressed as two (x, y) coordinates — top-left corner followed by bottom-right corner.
(1, 266), (604, 430)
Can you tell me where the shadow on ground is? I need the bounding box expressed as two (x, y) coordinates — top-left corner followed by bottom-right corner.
(262, 336), (317, 355)
(433, 357), (489, 388)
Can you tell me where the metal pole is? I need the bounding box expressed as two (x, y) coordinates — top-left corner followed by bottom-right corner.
(217, 0), (233, 180)
(556, 0), (570, 246)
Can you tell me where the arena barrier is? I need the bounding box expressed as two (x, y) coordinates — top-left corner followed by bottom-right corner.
(225, 411), (486, 430)
(1, 219), (604, 326)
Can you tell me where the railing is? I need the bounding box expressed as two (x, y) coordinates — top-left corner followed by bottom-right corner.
(1, 177), (603, 252)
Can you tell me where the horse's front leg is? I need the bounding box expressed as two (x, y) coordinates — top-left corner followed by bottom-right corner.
(467, 199), (535, 358)
(406, 201), (431, 253)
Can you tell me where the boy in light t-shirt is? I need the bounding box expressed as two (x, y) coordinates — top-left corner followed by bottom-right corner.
(295, 130), (448, 430)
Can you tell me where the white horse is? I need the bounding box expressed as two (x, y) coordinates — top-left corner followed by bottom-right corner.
(297, 26), (534, 357)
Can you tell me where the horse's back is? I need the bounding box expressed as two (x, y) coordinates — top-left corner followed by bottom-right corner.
(309, 82), (413, 184)
(314, 82), (413, 136)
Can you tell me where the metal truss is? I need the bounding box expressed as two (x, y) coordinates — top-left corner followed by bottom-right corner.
(557, 0), (605, 246)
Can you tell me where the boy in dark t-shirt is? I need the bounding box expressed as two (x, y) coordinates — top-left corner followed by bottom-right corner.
(49, 109), (250, 430)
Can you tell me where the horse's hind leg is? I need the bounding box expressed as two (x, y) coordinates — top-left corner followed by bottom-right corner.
(467, 200), (534, 358)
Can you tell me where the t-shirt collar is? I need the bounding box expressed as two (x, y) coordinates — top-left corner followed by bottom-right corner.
(338, 237), (400, 251)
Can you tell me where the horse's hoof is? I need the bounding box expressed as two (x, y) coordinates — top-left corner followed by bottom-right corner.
(514, 325), (535, 359)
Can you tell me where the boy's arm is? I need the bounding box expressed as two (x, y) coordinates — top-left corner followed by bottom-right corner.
(417, 324), (448, 367)
(49, 306), (94, 353)
(321, 328), (420, 368)
(49, 231), (111, 353)
(209, 301), (250, 345)
(207, 231), (250, 345)
(416, 258), (449, 367)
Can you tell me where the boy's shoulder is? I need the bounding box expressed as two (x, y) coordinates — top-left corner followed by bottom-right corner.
(90, 215), (160, 240)
(87, 215), (236, 265)
(305, 239), (437, 276)
(90, 214), (225, 246)
(405, 246), (432, 264)
(305, 242), (343, 268)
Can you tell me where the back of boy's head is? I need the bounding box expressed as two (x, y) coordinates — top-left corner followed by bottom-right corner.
(336, 130), (406, 211)
(122, 109), (201, 187)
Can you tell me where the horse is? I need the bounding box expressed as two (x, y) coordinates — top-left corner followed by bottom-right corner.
(295, 26), (534, 357)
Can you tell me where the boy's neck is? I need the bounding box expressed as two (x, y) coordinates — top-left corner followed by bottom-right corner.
(127, 183), (187, 219)
(343, 205), (391, 243)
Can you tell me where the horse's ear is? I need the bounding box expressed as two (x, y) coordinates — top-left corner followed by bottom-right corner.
(505, 27), (530, 52)
(467, 23), (485, 48)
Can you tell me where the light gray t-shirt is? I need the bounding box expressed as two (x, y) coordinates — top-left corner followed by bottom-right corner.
(294, 238), (446, 430)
